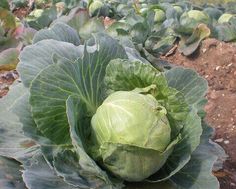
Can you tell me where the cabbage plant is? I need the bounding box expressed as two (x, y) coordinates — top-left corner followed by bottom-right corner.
(179, 10), (210, 34)
(218, 13), (235, 23)
(0, 23), (224, 189)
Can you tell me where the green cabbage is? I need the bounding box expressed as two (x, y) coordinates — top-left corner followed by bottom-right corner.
(154, 9), (166, 23)
(179, 10), (210, 34)
(90, 91), (173, 181)
(0, 16), (225, 189)
(218, 13), (234, 23)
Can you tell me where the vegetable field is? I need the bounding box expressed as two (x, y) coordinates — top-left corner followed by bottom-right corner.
(0, 0), (235, 189)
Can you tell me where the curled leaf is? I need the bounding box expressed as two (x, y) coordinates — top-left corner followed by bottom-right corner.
(179, 24), (211, 56)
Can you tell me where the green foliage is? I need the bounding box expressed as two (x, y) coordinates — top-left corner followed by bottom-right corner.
(0, 22), (225, 189)
(11, 0), (28, 8)
(0, 156), (26, 189)
(154, 9), (166, 23)
(0, 1), (229, 188)
(0, 48), (19, 70)
(101, 0), (236, 59)
(179, 24), (211, 56)
(0, 8), (16, 31)
(218, 13), (234, 24)
(26, 7), (58, 30)
(0, 0), (10, 10)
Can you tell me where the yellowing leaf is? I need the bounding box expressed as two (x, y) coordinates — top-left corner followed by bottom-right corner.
(0, 48), (19, 70)
(0, 8), (16, 31)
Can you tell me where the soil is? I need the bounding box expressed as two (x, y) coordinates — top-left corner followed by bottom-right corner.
(0, 70), (18, 97)
(0, 38), (235, 189)
(161, 38), (236, 189)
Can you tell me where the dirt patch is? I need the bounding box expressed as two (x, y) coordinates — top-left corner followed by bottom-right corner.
(162, 38), (236, 189)
(0, 70), (18, 98)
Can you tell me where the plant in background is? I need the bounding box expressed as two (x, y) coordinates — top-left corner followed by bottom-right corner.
(0, 22), (226, 189)
(179, 10), (210, 34)
(218, 13), (235, 23)
(153, 8), (166, 23)
(89, 0), (111, 17)
(97, 0), (236, 58)
(0, 3), (36, 70)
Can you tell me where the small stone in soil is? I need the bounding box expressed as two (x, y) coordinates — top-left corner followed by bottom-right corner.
(215, 138), (224, 143)
(216, 66), (221, 71)
(224, 140), (230, 144)
(210, 90), (218, 99)
(230, 183), (236, 186)
(202, 48), (207, 53)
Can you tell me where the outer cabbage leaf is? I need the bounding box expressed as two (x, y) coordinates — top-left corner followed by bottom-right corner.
(124, 180), (176, 189)
(26, 7), (57, 30)
(149, 109), (202, 182)
(130, 22), (150, 44)
(29, 33), (128, 144)
(106, 22), (131, 38)
(52, 96), (122, 189)
(145, 35), (176, 57)
(178, 24), (211, 56)
(17, 39), (84, 87)
(104, 59), (189, 137)
(165, 67), (208, 106)
(22, 152), (78, 189)
(53, 149), (118, 189)
(79, 17), (105, 40)
(53, 8), (90, 34)
(0, 156), (26, 189)
(33, 22), (80, 45)
(124, 120), (220, 189)
(9, 86), (115, 188)
(0, 82), (35, 160)
(11, 92), (47, 144)
(170, 123), (220, 189)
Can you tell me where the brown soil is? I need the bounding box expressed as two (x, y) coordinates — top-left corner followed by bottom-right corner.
(0, 70), (18, 97)
(161, 38), (236, 189)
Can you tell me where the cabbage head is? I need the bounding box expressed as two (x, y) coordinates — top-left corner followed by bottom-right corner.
(89, 0), (110, 17)
(179, 10), (210, 34)
(90, 90), (175, 181)
(218, 13), (234, 24)
(154, 9), (166, 23)
(173, 5), (183, 15)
